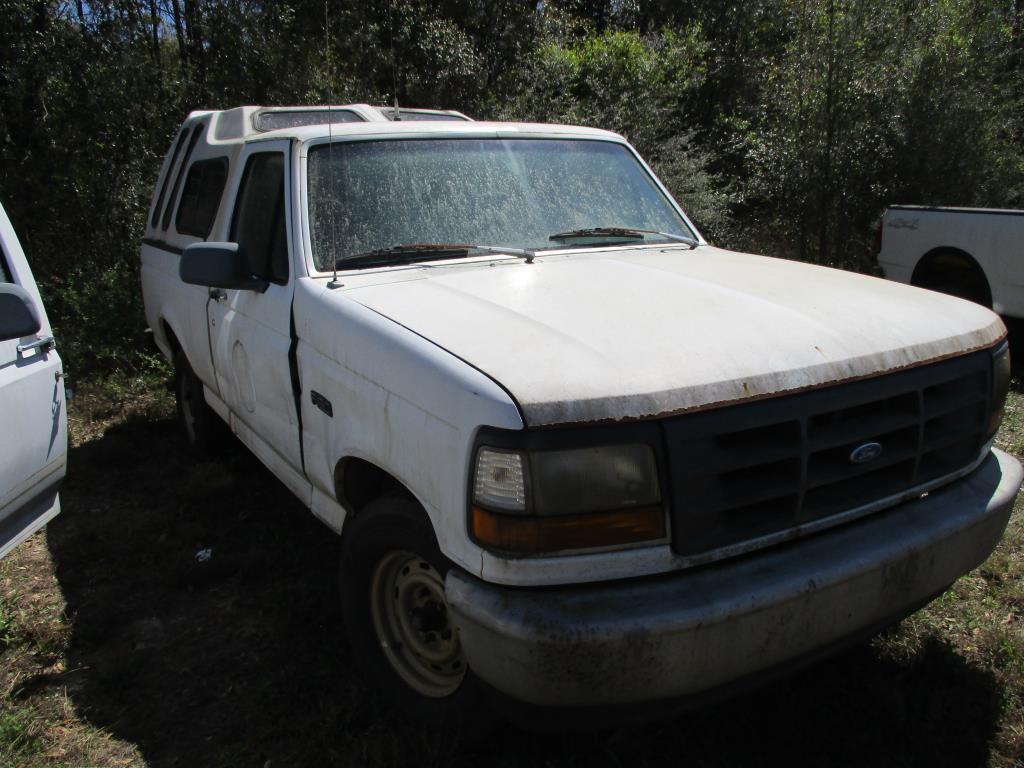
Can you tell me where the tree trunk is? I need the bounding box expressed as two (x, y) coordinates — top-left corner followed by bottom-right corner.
(818, 0), (835, 265)
(148, 0), (162, 75)
(183, 0), (207, 93)
(171, 0), (189, 73)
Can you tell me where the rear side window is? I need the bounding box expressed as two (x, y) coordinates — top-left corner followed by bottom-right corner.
(150, 127), (189, 228)
(161, 122), (205, 231)
(0, 229), (12, 283)
(230, 153), (288, 283)
(175, 158), (228, 238)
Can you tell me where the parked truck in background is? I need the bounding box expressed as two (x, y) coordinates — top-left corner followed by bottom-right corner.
(877, 205), (1024, 317)
(139, 106), (1022, 729)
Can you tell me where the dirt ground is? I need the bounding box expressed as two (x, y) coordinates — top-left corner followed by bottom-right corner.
(1, 375), (1023, 767)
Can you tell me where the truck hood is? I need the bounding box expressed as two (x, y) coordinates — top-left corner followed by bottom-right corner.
(342, 246), (1005, 426)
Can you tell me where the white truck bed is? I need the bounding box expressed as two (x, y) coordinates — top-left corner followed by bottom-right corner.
(878, 205), (1024, 319)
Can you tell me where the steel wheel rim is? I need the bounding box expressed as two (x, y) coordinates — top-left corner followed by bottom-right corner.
(370, 550), (466, 698)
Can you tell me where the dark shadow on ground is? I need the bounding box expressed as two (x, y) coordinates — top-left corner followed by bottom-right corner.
(1002, 316), (1024, 382)
(44, 415), (1004, 767)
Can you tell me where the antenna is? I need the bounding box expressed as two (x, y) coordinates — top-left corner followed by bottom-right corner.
(325, 0), (342, 288)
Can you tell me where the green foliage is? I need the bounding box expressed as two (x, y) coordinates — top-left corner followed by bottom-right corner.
(40, 264), (159, 380)
(0, 595), (13, 651)
(0, 709), (42, 763)
(499, 26), (736, 239)
(501, 27), (708, 149)
(649, 134), (738, 246)
(744, 0), (1024, 269)
(0, 0), (1022, 379)
(0, 0), (181, 378)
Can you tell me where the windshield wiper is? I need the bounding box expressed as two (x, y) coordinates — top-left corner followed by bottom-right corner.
(336, 242), (537, 269)
(548, 227), (699, 249)
(336, 244), (469, 268)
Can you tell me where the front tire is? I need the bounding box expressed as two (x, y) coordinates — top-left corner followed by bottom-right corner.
(339, 495), (489, 730)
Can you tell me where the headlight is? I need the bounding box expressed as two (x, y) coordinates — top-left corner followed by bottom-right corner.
(469, 442), (666, 556)
(988, 341), (1011, 437)
(472, 448), (528, 512)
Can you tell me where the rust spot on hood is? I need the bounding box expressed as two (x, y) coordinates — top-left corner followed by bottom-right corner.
(528, 334), (1007, 430)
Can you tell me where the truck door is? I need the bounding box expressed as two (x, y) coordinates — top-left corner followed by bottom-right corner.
(0, 204), (67, 559)
(206, 142), (305, 482)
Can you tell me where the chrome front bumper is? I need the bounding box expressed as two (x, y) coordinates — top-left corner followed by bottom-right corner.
(446, 448), (1022, 708)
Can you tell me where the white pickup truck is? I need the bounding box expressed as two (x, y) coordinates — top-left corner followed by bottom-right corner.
(140, 105), (1022, 726)
(0, 201), (67, 560)
(878, 205), (1024, 317)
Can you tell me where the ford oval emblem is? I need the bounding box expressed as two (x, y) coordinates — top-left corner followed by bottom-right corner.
(849, 441), (883, 464)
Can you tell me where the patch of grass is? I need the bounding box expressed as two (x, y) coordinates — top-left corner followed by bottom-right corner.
(0, 597), (14, 652)
(0, 708), (43, 764)
(996, 379), (1024, 457)
(66, 367), (173, 447)
(0, 544), (71, 666)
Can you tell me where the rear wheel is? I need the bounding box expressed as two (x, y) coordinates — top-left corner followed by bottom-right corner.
(339, 495), (489, 731)
(911, 249), (992, 308)
(173, 349), (221, 459)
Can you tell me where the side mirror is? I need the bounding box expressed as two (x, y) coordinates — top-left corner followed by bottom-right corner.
(179, 242), (268, 291)
(0, 283), (42, 342)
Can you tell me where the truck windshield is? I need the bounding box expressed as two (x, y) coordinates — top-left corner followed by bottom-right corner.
(306, 138), (694, 272)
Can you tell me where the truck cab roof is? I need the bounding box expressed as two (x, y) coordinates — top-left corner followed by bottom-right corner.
(143, 105), (627, 245)
(190, 104), (471, 140)
(181, 104), (622, 145)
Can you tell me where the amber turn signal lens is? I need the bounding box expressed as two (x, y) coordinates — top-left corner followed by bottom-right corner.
(470, 505), (666, 555)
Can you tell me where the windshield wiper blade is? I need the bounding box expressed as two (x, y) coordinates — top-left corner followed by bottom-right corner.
(548, 227), (699, 249)
(337, 243), (470, 268)
(336, 243), (537, 269)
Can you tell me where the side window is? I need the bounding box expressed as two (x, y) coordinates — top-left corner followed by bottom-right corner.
(175, 158), (228, 238)
(230, 153), (288, 284)
(150, 127), (189, 228)
(0, 246), (11, 283)
(161, 122), (205, 231)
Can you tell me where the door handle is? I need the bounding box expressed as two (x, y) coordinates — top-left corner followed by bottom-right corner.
(209, 288), (227, 302)
(17, 335), (55, 358)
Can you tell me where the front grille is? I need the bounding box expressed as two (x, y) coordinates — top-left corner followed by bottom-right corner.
(664, 349), (993, 557)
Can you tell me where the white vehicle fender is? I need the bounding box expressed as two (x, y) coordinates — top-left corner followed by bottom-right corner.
(292, 278), (523, 566)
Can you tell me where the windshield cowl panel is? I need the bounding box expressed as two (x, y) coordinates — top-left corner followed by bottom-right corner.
(306, 137), (699, 273)
(331, 242), (701, 282)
